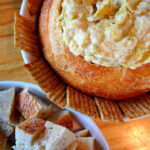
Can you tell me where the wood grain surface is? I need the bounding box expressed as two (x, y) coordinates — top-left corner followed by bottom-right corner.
(0, 0), (150, 149)
(0, 0), (35, 83)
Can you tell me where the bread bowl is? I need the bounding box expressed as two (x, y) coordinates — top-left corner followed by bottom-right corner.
(39, 0), (150, 100)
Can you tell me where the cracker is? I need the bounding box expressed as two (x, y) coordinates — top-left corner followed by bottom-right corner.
(27, 0), (43, 16)
(25, 58), (67, 108)
(95, 98), (124, 123)
(118, 93), (150, 119)
(67, 86), (100, 119)
(14, 13), (40, 56)
(48, 83), (66, 108)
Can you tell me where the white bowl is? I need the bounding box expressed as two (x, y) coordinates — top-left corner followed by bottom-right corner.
(0, 81), (110, 150)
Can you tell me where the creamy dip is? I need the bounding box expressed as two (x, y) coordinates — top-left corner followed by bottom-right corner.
(59, 0), (150, 69)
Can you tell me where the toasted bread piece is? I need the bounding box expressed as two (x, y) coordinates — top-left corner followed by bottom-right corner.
(15, 88), (40, 119)
(10, 108), (25, 125)
(77, 137), (95, 150)
(72, 119), (83, 132)
(56, 111), (73, 130)
(75, 129), (89, 137)
(27, 0), (43, 15)
(48, 110), (73, 130)
(33, 95), (58, 119)
(14, 13), (40, 56)
(15, 118), (45, 150)
(0, 121), (14, 150)
(67, 86), (100, 119)
(16, 88), (56, 119)
(25, 58), (67, 108)
(6, 144), (13, 150)
(15, 119), (76, 150)
(118, 93), (150, 119)
(65, 141), (78, 150)
(41, 121), (76, 150)
(95, 97), (124, 123)
(0, 121), (14, 137)
(0, 88), (16, 123)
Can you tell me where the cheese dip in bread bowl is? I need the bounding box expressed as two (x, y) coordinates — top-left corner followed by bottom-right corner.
(39, 0), (150, 100)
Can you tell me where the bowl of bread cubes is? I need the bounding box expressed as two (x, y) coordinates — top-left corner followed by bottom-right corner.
(0, 81), (110, 150)
(14, 0), (150, 124)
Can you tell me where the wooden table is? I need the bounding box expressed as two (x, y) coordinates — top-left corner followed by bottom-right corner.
(0, 0), (150, 149)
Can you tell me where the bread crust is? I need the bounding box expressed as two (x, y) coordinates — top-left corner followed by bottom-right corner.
(39, 0), (150, 100)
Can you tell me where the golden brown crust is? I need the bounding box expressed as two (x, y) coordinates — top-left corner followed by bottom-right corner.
(18, 118), (45, 135)
(56, 112), (73, 130)
(39, 0), (150, 100)
(16, 88), (41, 119)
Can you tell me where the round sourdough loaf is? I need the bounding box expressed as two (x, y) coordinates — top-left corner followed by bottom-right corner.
(39, 0), (150, 100)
